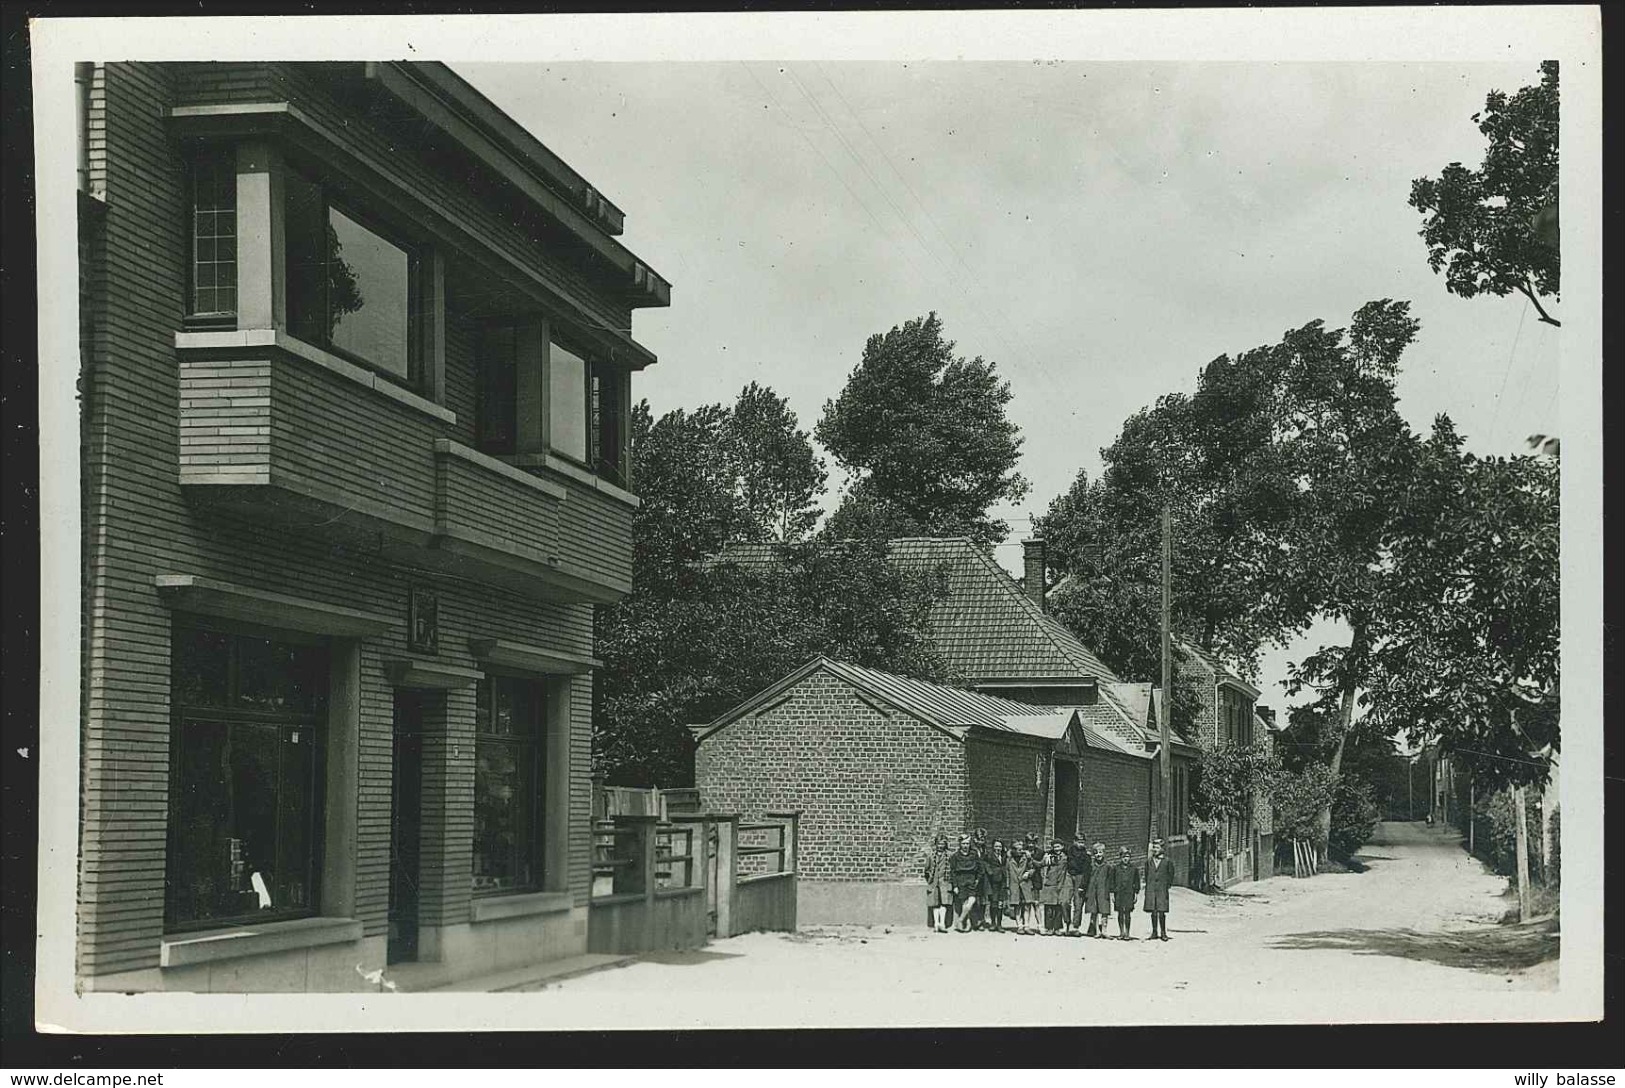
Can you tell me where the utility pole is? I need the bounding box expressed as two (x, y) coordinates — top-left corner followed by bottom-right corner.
(1159, 503), (1173, 844)
(1514, 785), (1532, 921)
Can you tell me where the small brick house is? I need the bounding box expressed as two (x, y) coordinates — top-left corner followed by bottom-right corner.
(693, 657), (1184, 924)
(1176, 641), (1272, 886)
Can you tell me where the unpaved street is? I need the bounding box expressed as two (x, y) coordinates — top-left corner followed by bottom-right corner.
(527, 822), (1557, 1021)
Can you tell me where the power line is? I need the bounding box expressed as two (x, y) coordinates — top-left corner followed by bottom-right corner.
(779, 65), (1039, 388)
(810, 62), (1050, 377)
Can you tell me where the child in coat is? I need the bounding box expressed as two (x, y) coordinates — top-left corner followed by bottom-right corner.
(1109, 845), (1141, 939)
(1006, 841), (1031, 932)
(948, 835), (984, 933)
(1039, 839), (1071, 935)
(983, 841), (1010, 932)
(1084, 841), (1112, 938)
(1143, 837), (1174, 940)
(924, 833), (951, 932)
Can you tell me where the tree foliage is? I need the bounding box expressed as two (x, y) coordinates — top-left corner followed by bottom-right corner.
(817, 313), (1029, 547)
(1361, 424), (1560, 792)
(595, 387), (949, 787)
(1191, 741), (1275, 825)
(1270, 763), (1338, 847)
(1409, 61), (1560, 326)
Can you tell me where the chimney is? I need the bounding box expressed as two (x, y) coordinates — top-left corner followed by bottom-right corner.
(1256, 705), (1276, 730)
(1021, 537), (1047, 612)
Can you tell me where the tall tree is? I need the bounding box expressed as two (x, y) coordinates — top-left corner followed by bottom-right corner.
(817, 313), (1029, 547)
(1361, 423), (1560, 793)
(728, 382), (827, 543)
(1409, 61), (1560, 326)
(1037, 337), (1306, 680)
(1274, 300), (1425, 854)
(595, 388), (949, 786)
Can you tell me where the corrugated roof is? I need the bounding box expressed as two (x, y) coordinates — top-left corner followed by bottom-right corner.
(822, 658), (1057, 733)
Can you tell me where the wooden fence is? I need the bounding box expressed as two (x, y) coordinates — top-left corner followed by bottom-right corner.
(588, 811), (799, 955)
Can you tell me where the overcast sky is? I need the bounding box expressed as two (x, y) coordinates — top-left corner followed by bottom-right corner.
(454, 60), (1558, 715)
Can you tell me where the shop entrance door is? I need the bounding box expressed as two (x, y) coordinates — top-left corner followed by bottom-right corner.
(1053, 760), (1079, 841)
(387, 692), (423, 964)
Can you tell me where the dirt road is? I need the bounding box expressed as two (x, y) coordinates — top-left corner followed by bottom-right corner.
(525, 822), (1558, 1025)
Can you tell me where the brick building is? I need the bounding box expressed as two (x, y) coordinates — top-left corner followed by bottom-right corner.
(1175, 641), (1272, 886)
(693, 657), (1182, 924)
(75, 61), (668, 991)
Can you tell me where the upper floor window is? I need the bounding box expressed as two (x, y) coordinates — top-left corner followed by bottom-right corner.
(285, 168), (420, 387)
(548, 337), (589, 463)
(187, 150), (237, 321)
(590, 359), (627, 486)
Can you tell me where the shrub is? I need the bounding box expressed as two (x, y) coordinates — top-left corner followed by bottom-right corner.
(1328, 776), (1381, 860)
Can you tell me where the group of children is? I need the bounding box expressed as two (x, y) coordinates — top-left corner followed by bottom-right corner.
(924, 829), (1175, 940)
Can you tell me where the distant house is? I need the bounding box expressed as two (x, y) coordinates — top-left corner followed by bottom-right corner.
(1176, 641), (1271, 886)
(694, 537), (1201, 921)
(692, 656), (1191, 925)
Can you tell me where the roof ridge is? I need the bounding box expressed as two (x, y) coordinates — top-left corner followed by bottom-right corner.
(955, 543), (1120, 683)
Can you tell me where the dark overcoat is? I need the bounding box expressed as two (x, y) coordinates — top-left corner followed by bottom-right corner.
(1005, 853), (1029, 905)
(924, 847), (951, 908)
(1142, 856), (1174, 912)
(1084, 856), (1113, 914)
(983, 853), (1010, 904)
(1109, 859), (1140, 911)
(949, 849), (984, 897)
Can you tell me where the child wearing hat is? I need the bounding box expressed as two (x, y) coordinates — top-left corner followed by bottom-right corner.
(1039, 839), (1071, 935)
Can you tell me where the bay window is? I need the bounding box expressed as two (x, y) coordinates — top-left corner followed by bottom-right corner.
(477, 323), (628, 485)
(472, 675), (546, 894)
(284, 167), (421, 386)
(166, 624), (329, 931)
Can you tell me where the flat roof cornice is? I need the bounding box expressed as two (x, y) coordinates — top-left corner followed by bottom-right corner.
(367, 63), (670, 311)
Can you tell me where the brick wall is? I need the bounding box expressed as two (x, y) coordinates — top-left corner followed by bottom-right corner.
(77, 61), (611, 979)
(965, 736), (1048, 844)
(1078, 752), (1154, 863)
(695, 669), (968, 882)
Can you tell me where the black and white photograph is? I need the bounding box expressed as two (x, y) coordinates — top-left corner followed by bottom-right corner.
(20, 7), (1605, 1040)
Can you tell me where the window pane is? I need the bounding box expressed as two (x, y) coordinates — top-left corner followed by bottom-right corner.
(477, 326), (517, 455)
(168, 719), (289, 926)
(284, 171), (327, 346)
(166, 628), (327, 930)
(472, 678), (544, 893)
(173, 627), (231, 709)
(237, 636), (326, 715)
(548, 340), (588, 461)
(328, 207), (411, 380)
(277, 725), (316, 911)
(167, 720), (231, 925)
(190, 152), (236, 317)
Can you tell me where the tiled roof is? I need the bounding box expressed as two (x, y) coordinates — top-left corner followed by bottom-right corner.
(885, 538), (1119, 685)
(708, 538), (1121, 687)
